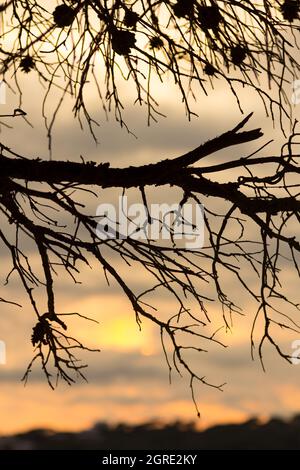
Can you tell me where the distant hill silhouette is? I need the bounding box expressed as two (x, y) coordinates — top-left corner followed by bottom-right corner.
(1, 416), (300, 450)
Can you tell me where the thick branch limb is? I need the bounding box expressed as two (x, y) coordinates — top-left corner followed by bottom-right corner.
(0, 116), (298, 218)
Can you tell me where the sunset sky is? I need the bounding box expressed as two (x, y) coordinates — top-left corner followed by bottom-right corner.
(0, 33), (299, 435)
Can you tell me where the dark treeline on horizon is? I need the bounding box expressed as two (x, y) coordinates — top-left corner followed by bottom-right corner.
(1, 416), (300, 450)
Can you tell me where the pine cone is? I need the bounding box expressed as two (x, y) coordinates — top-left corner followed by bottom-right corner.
(20, 56), (35, 73)
(231, 45), (247, 65)
(111, 30), (136, 56)
(173, 0), (195, 19)
(198, 5), (221, 31)
(31, 319), (50, 346)
(124, 10), (139, 29)
(53, 4), (76, 27)
(281, 0), (299, 21)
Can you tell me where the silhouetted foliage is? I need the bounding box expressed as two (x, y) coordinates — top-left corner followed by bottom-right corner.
(1, 0), (299, 136)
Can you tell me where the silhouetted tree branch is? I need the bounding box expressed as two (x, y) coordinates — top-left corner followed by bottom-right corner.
(0, 113), (299, 407)
(0, 0), (299, 143)
(0, 0), (299, 412)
